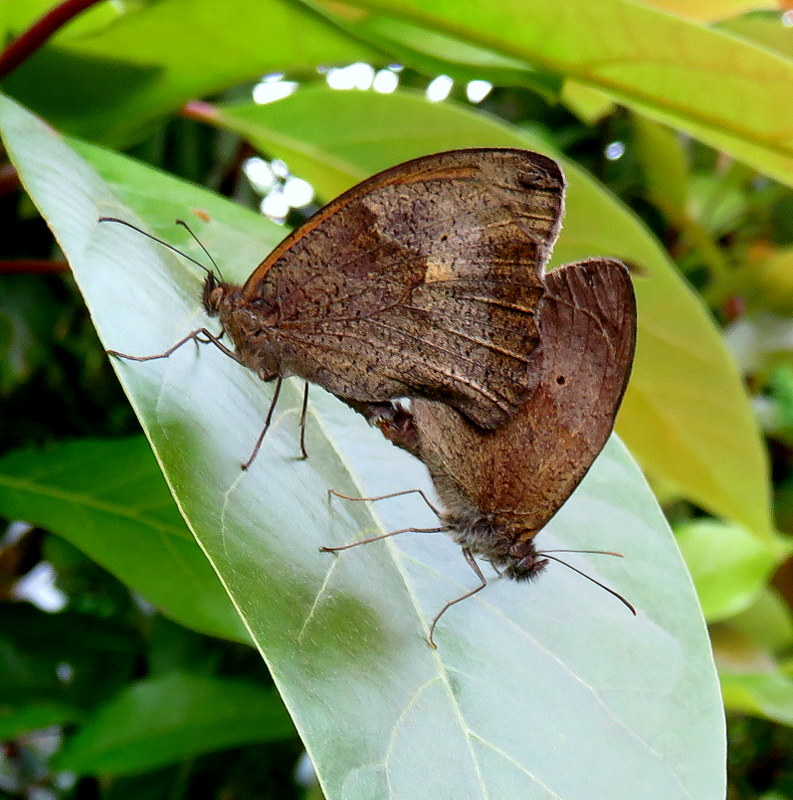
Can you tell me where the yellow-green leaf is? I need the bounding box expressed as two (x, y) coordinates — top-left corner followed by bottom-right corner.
(306, 0), (793, 188)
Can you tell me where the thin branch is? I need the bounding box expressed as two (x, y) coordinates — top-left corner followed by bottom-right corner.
(0, 0), (107, 79)
(180, 100), (220, 124)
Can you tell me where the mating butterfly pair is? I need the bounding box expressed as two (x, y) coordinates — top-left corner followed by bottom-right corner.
(106, 149), (636, 645)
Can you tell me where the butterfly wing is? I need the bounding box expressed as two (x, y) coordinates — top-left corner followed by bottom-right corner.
(413, 258), (637, 536)
(242, 149), (564, 429)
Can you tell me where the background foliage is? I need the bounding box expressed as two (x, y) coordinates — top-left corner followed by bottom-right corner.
(2, 0), (792, 798)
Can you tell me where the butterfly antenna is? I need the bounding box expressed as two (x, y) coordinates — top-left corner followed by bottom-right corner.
(541, 549), (624, 558)
(176, 219), (224, 281)
(541, 553), (636, 615)
(97, 217), (216, 280)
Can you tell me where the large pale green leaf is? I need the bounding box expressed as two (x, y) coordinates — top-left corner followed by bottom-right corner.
(0, 0), (378, 145)
(0, 93), (724, 799)
(54, 673), (295, 775)
(0, 438), (247, 642)
(305, 0), (793, 189)
(214, 86), (772, 539)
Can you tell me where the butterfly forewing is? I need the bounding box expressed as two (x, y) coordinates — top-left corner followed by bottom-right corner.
(240, 149), (565, 429)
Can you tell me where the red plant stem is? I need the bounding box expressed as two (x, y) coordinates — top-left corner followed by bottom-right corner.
(180, 100), (220, 124)
(0, 0), (107, 79)
(0, 260), (69, 275)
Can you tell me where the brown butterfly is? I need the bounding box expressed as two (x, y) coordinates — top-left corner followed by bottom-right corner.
(103, 148), (564, 466)
(327, 258), (637, 646)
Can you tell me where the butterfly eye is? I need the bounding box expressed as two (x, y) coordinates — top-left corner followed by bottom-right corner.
(210, 286), (224, 307)
(202, 279), (225, 315)
(556, 375), (566, 385)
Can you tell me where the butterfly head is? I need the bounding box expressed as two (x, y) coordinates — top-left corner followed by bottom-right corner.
(202, 272), (237, 317)
(503, 537), (548, 582)
(444, 508), (547, 582)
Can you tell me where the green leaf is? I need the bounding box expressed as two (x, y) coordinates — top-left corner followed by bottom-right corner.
(631, 116), (689, 222)
(0, 603), (139, 709)
(54, 673), (295, 775)
(0, 702), (85, 741)
(560, 80), (614, 124)
(298, 10), (563, 97)
(717, 11), (793, 61)
(715, 626), (793, 726)
(640, 2), (766, 22)
(0, 438), (248, 642)
(721, 670), (793, 726)
(0, 0), (378, 145)
(675, 520), (789, 622)
(0, 275), (63, 394)
(729, 589), (793, 655)
(0, 0), (119, 39)
(0, 93), (725, 799)
(213, 86), (773, 539)
(740, 246), (793, 316)
(305, 0), (793, 189)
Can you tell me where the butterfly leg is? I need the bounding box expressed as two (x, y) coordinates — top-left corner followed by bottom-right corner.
(108, 327), (243, 365)
(298, 382), (309, 460)
(241, 375), (283, 471)
(328, 487), (440, 517)
(195, 328), (225, 345)
(428, 548), (488, 648)
(320, 526), (444, 553)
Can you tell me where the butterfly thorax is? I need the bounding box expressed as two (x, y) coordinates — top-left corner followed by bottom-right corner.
(203, 277), (282, 381)
(442, 507), (547, 582)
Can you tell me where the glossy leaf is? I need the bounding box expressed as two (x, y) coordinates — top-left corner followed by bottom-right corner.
(0, 0), (378, 145)
(631, 116), (689, 222)
(301, 11), (562, 97)
(0, 93), (725, 799)
(214, 87), (773, 539)
(560, 80), (614, 124)
(54, 673), (295, 775)
(640, 1), (772, 21)
(729, 589), (793, 655)
(721, 670), (793, 726)
(0, 438), (248, 642)
(675, 520), (788, 622)
(714, 626), (793, 725)
(0, 702), (85, 740)
(741, 246), (793, 315)
(717, 11), (793, 60)
(0, 603), (139, 710)
(305, 0), (793, 189)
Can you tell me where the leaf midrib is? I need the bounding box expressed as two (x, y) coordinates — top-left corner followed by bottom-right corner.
(0, 473), (187, 538)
